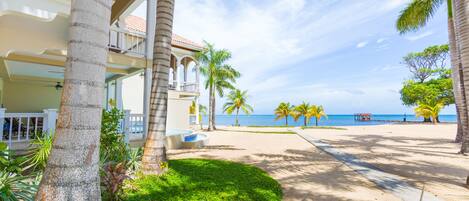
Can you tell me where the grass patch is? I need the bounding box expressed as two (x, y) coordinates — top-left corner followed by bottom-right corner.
(124, 159), (282, 201)
(219, 129), (296, 134)
(301, 126), (347, 130)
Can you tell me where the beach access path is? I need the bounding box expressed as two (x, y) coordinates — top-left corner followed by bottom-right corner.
(298, 124), (469, 201)
(168, 126), (400, 201)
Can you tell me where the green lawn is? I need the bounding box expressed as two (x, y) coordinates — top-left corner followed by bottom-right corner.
(124, 159), (283, 201)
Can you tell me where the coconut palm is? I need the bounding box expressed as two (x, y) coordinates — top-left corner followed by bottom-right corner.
(295, 102), (311, 126)
(196, 42), (240, 131)
(397, 0), (468, 143)
(35, 0), (113, 199)
(142, 0), (175, 175)
(415, 102), (444, 124)
(453, 0), (469, 153)
(309, 105), (327, 126)
(223, 89), (253, 126)
(274, 102), (293, 126)
(290, 110), (302, 124)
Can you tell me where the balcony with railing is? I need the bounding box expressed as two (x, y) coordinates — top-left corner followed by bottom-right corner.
(108, 27), (146, 57)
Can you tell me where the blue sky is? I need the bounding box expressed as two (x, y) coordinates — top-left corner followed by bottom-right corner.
(131, 0), (454, 115)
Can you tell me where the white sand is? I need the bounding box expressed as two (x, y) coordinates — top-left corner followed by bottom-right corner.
(299, 124), (469, 201)
(168, 126), (400, 201)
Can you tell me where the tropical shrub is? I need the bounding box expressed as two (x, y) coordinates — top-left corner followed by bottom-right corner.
(101, 162), (129, 201)
(0, 172), (39, 201)
(100, 106), (127, 163)
(24, 133), (53, 171)
(126, 148), (143, 174)
(274, 102), (293, 126)
(0, 143), (25, 175)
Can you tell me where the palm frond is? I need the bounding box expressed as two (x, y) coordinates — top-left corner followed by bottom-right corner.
(396, 0), (444, 34)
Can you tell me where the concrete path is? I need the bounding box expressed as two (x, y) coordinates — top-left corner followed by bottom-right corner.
(295, 128), (442, 201)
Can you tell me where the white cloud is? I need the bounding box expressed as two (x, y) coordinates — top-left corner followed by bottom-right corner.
(405, 31), (434, 41)
(356, 41), (369, 48)
(376, 38), (387, 43)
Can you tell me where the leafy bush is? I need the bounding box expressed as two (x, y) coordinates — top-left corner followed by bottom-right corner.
(0, 143), (26, 175)
(100, 107), (127, 164)
(126, 148), (143, 174)
(0, 172), (39, 201)
(0, 142), (41, 201)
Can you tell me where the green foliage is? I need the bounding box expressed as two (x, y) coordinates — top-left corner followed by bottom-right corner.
(402, 44), (449, 82)
(400, 76), (454, 106)
(400, 44), (453, 112)
(0, 172), (39, 201)
(101, 162), (129, 201)
(124, 159), (283, 201)
(0, 143), (25, 175)
(0, 142), (40, 201)
(274, 102), (293, 126)
(126, 148), (143, 174)
(415, 101), (444, 123)
(100, 107), (127, 163)
(308, 105), (327, 126)
(396, 0), (446, 34)
(223, 89), (253, 126)
(24, 134), (53, 171)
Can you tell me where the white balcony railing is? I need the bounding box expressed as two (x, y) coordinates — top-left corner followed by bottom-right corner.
(0, 109), (57, 147)
(181, 82), (199, 93)
(109, 27), (146, 57)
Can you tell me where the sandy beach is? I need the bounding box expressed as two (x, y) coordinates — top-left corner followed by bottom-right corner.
(169, 124), (469, 201)
(299, 124), (469, 201)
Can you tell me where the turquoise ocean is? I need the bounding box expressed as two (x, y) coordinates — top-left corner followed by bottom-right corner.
(201, 114), (457, 127)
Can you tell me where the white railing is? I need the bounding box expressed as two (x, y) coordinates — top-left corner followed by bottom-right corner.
(109, 27), (146, 57)
(181, 82), (199, 93)
(0, 109), (57, 147)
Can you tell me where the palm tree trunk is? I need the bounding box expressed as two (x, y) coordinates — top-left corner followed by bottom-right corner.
(285, 116), (288, 126)
(142, 0), (175, 175)
(449, 11), (468, 143)
(454, 0), (469, 154)
(315, 117), (318, 126)
(211, 89), (217, 130)
(235, 108), (239, 126)
(35, 0), (112, 199)
(207, 84), (214, 131)
(303, 116), (307, 127)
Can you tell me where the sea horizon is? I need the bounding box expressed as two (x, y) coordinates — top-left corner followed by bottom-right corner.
(200, 114), (457, 127)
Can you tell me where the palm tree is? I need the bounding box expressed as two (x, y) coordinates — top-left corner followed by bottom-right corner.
(274, 102), (293, 126)
(453, 0), (469, 153)
(196, 42), (240, 131)
(415, 102), (444, 124)
(397, 0), (468, 142)
(290, 109), (302, 124)
(295, 102), (311, 126)
(223, 89), (253, 126)
(309, 105), (327, 126)
(35, 0), (113, 199)
(142, 0), (175, 175)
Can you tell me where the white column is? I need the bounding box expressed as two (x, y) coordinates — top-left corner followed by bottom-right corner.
(143, 0), (156, 139)
(42, 109), (58, 135)
(195, 64), (200, 91)
(142, 68), (152, 139)
(115, 78), (124, 111)
(195, 97), (200, 125)
(0, 108), (5, 141)
(176, 59), (182, 90)
(123, 110), (131, 144)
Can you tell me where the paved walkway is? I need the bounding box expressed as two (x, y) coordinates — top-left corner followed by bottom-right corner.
(295, 128), (442, 201)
